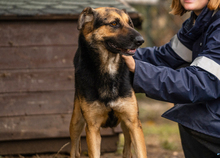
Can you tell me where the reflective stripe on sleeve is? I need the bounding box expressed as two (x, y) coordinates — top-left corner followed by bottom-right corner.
(170, 34), (192, 62)
(191, 56), (220, 80)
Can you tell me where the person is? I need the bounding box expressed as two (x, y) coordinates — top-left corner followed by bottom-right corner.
(122, 0), (220, 157)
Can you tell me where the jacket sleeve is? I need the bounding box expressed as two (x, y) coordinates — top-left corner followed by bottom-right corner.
(133, 43), (187, 69)
(133, 24), (220, 104)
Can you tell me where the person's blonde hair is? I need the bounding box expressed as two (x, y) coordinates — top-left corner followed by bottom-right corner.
(170, 0), (220, 16)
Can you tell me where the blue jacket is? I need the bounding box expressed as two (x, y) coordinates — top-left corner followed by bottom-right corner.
(133, 7), (220, 138)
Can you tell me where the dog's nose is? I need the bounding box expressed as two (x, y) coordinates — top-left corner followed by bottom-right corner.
(134, 36), (144, 46)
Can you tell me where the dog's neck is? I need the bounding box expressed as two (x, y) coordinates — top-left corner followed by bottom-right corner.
(98, 47), (121, 75)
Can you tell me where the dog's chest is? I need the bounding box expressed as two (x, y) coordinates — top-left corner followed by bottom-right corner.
(98, 74), (119, 101)
(98, 56), (121, 97)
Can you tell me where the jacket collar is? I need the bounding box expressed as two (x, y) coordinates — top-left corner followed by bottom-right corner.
(195, 6), (214, 25)
(185, 6), (215, 32)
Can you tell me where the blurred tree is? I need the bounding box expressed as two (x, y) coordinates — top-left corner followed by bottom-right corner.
(130, 0), (190, 47)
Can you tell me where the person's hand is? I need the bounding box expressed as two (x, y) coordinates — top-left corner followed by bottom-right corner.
(122, 55), (135, 73)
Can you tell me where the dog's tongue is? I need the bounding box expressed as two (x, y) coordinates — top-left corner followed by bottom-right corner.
(118, 48), (136, 56)
(128, 49), (136, 54)
(124, 49), (136, 56)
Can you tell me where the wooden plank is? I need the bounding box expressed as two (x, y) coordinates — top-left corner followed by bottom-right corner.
(0, 135), (119, 155)
(0, 114), (116, 141)
(0, 114), (71, 141)
(0, 21), (78, 47)
(0, 68), (75, 93)
(81, 127), (115, 136)
(0, 15), (79, 21)
(0, 91), (74, 117)
(0, 138), (73, 155)
(113, 124), (123, 133)
(0, 46), (77, 70)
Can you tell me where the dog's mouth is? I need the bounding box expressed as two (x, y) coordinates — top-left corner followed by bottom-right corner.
(107, 42), (136, 56)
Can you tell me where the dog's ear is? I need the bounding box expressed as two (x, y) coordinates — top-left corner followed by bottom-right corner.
(77, 7), (95, 30)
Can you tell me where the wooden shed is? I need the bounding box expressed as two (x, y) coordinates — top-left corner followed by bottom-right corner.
(0, 0), (142, 155)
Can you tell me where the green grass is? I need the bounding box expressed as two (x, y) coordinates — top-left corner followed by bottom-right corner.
(142, 123), (180, 150)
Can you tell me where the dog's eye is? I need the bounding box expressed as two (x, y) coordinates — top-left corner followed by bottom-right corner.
(110, 21), (118, 27)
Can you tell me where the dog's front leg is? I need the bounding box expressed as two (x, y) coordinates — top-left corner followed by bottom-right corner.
(123, 118), (147, 158)
(70, 97), (85, 158)
(121, 121), (132, 158)
(85, 124), (101, 158)
(117, 92), (147, 158)
(81, 101), (108, 158)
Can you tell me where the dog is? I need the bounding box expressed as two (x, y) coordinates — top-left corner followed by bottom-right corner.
(69, 7), (147, 158)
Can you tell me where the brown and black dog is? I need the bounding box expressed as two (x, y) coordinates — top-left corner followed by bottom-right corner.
(70, 7), (147, 158)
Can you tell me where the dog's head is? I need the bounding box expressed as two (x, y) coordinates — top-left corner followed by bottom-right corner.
(77, 7), (144, 56)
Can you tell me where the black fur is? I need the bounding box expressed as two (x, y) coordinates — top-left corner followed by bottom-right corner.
(74, 33), (132, 106)
(103, 110), (119, 128)
(93, 15), (105, 29)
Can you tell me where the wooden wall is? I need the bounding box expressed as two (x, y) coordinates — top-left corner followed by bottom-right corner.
(0, 20), (120, 155)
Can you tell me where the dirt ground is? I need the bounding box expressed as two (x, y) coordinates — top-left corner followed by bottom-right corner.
(2, 147), (184, 158)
